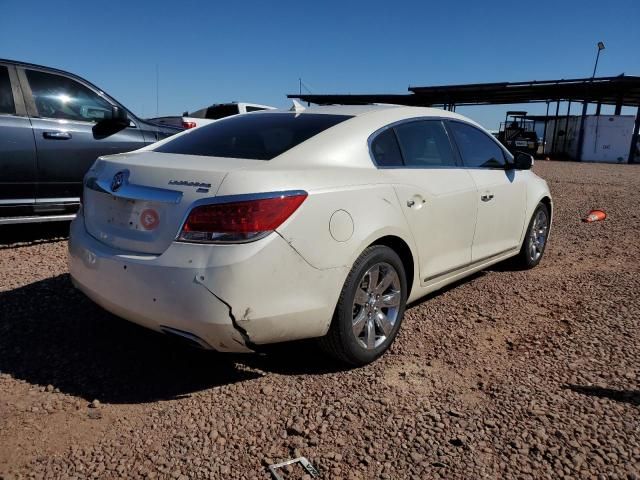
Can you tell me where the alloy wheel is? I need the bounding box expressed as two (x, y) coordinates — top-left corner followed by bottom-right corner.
(351, 262), (401, 350)
(528, 208), (548, 262)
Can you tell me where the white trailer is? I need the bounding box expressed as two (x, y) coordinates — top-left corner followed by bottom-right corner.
(580, 115), (635, 163)
(544, 115), (636, 163)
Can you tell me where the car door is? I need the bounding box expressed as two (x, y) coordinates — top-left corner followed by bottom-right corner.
(18, 67), (146, 201)
(371, 119), (478, 285)
(447, 120), (527, 261)
(0, 64), (38, 210)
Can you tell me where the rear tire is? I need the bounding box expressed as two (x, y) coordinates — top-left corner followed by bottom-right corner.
(513, 203), (550, 269)
(319, 245), (408, 366)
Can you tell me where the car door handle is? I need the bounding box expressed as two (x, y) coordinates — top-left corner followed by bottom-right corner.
(43, 131), (72, 140)
(480, 193), (495, 202)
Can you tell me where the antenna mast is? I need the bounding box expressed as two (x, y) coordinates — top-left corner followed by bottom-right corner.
(155, 64), (159, 116)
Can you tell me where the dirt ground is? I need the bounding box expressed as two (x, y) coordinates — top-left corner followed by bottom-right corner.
(0, 161), (638, 479)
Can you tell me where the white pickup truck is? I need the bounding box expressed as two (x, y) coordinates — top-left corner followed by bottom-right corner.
(148, 102), (275, 130)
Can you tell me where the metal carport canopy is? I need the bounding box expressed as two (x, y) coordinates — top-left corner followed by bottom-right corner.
(288, 75), (640, 107)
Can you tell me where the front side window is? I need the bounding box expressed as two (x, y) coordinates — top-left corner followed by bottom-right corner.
(245, 106), (266, 112)
(0, 66), (16, 115)
(370, 128), (403, 167)
(155, 113), (352, 160)
(449, 121), (506, 168)
(394, 120), (456, 167)
(26, 69), (113, 122)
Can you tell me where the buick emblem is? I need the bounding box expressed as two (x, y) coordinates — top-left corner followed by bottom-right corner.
(111, 171), (126, 192)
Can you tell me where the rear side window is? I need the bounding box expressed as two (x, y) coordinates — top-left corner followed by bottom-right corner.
(155, 113), (352, 160)
(394, 120), (456, 167)
(206, 104), (240, 120)
(449, 121), (506, 168)
(0, 66), (16, 115)
(371, 128), (403, 167)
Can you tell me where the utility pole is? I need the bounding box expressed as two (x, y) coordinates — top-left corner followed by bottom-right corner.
(156, 64), (159, 117)
(577, 42), (605, 161)
(592, 41), (605, 78)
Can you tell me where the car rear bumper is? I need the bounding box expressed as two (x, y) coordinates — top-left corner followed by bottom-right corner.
(68, 213), (347, 352)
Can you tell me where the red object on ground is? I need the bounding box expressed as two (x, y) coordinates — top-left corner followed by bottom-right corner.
(583, 210), (607, 222)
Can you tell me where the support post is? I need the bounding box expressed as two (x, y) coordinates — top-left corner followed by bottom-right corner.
(615, 98), (623, 115)
(562, 101), (572, 155)
(542, 102), (550, 155)
(595, 102), (601, 115)
(576, 101), (589, 161)
(629, 106), (640, 164)
(551, 101), (561, 154)
(503, 111), (509, 144)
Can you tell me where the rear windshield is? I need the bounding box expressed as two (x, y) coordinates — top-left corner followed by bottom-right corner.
(155, 113), (352, 160)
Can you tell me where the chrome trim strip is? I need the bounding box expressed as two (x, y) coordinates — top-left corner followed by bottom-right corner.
(0, 213), (76, 225)
(35, 197), (80, 204)
(85, 176), (183, 204)
(174, 189), (308, 243)
(0, 198), (35, 205)
(423, 247), (518, 283)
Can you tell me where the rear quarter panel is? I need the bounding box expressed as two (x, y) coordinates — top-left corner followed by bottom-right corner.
(218, 167), (420, 298)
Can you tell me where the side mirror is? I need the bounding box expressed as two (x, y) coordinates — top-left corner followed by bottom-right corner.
(509, 152), (534, 170)
(93, 106), (130, 138)
(110, 105), (129, 125)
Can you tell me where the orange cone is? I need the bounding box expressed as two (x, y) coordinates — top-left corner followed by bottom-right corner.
(582, 210), (606, 222)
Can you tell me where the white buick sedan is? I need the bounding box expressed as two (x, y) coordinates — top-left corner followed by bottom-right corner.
(69, 105), (551, 365)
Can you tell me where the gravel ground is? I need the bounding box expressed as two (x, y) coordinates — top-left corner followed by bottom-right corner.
(0, 161), (639, 480)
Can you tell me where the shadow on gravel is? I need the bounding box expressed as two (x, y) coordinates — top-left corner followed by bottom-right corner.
(0, 274), (348, 404)
(239, 340), (348, 376)
(565, 385), (640, 406)
(407, 271), (486, 310)
(0, 222), (71, 249)
(0, 274), (263, 403)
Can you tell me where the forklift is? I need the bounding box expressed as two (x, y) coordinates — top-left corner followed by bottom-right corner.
(497, 111), (539, 156)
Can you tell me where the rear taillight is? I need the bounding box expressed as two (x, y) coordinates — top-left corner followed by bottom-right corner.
(177, 191), (307, 243)
(182, 121), (197, 129)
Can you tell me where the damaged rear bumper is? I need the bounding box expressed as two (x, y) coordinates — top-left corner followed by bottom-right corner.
(68, 214), (347, 352)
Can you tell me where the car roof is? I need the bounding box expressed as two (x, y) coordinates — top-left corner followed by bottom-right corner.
(0, 58), (123, 108)
(0, 58), (86, 80)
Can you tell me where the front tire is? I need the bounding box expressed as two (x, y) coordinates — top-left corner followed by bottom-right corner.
(319, 245), (408, 366)
(513, 203), (550, 269)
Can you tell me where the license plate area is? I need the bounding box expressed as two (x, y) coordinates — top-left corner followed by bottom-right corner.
(105, 196), (164, 232)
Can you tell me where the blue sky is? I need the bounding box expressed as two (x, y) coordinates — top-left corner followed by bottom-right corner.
(2, 0), (638, 129)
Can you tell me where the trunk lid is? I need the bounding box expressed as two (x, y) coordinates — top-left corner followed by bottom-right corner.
(83, 151), (256, 254)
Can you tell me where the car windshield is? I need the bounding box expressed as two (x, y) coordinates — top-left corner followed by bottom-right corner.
(154, 113), (352, 160)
